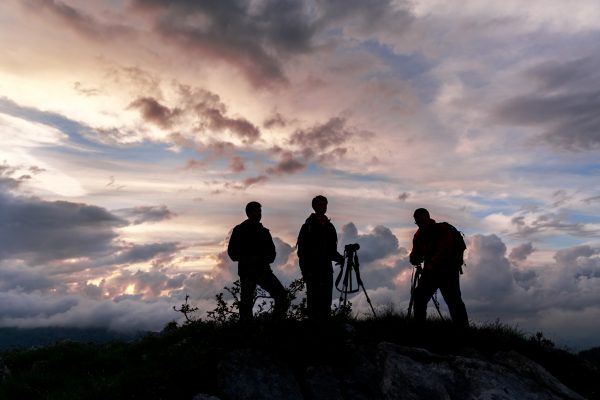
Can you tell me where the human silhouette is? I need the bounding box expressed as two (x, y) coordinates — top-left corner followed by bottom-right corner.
(409, 208), (469, 327)
(227, 201), (288, 320)
(297, 195), (344, 320)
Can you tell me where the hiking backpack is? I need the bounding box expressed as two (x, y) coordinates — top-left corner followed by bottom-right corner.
(440, 222), (467, 273)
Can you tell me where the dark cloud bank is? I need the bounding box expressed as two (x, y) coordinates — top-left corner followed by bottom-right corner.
(0, 167), (184, 331)
(494, 56), (600, 151)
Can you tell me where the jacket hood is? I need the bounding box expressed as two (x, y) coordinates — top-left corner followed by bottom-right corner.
(241, 219), (264, 229)
(306, 213), (330, 224)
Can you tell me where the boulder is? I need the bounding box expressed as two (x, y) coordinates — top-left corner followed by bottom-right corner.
(217, 348), (303, 400)
(377, 342), (585, 400)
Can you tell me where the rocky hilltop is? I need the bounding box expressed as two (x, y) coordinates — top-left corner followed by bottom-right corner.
(214, 342), (586, 400)
(1, 317), (599, 399)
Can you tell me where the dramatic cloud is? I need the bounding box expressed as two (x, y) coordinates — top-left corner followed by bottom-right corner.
(128, 97), (181, 129)
(397, 192), (410, 202)
(131, 0), (317, 85)
(0, 265), (56, 292)
(554, 245), (600, 278)
(462, 234), (515, 302)
(339, 223), (400, 264)
(263, 112), (288, 129)
(273, 237), (294, 268)
(113, 205), (176, 225)
(0, 192), (125, 264)
(266, 152), (306, 175)
(111, 242), (181, 266)
(198, 105), (260, 143)
(243, 175), (270, 188)
(509, 242), (535, 262)
(583, 195), (600, 204)
(229, 156), (245, 173)
(494, 57), (600, 151)
(22, 0), (133, 41)
(0, 163), (32, 190)
(232, 116), (372, 183)
(129, 0), (415, 86)
(101, 268), (186, 300)
(0, 290), (177, 332)
(289, 117), (359, 156)
(510, 211), (598, 238)
(156, 86), (262, 143)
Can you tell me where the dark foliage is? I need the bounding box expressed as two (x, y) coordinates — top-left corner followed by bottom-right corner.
(1, 284), (599, 399)
(1, 314), (599, 399)
(580, 346), (600, 369)
(0, 328), (140, 351)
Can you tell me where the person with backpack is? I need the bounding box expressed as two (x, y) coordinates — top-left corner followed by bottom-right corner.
(297, 195), (344, 320)
(409, 208), (469, 327)
(228, 201), (289, 321)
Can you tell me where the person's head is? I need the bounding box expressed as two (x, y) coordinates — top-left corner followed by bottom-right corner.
(312, 195), (328, 215)
(413, 208), (432, 228)
(245, 201), (262, 222)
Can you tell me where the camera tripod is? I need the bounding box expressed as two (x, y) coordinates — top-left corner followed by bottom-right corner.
(335, 243), (377, 317)
(407, 264), (444, 320)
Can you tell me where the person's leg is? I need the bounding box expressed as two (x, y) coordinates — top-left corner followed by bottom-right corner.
(412, 270), (438, 323)
(321, 270), (333, 319)
(239, 275), (257, 321)
(439, 270), (469, 328)
(257, 269), (289, 318)
(302, 269), (317, 320)
(310, 270), (333, 320)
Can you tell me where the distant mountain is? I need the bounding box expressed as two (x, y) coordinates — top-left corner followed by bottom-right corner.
(580, 346), (600, 369)
(0, 327), (143, 350)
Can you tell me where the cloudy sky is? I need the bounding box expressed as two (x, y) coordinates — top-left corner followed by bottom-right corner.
(1, 0), (599, 350)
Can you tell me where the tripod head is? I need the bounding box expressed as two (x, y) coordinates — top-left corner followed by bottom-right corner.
(344, 243), (360, 253)
(337, 243), (361, 294)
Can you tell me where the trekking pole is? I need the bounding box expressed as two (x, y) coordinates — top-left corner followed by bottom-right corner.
(407, 264), (421, 317)
(431, 291), (444, 320)
(407, 264), (445, 320)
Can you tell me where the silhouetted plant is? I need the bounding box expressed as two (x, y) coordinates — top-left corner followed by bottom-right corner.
(206, 281), (242, 324)
(177, 277), (339, 324)
(204, 278), (309, 323)
(173, 294), (200, 324)
(331, 301), (353, 320)
(286, 278), (308, 320)
(529, 331), (555, 348)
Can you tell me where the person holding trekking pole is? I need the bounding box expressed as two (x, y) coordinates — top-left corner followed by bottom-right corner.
(409, 208), (469, 328)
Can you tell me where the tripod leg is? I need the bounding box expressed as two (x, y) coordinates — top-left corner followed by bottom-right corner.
(359, 281), (377, 318)
(432, 291), (444, 320)
(407, 267), (420, 318)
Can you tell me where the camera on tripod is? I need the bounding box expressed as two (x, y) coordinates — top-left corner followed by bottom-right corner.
(336, 242), (377, 317)
(345, 243), (360, 252)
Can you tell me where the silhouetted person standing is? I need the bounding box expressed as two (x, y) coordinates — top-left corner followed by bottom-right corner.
(228, 201), (288, 321)
(409, 208), (469, 327)
(297, 195), (344, 320)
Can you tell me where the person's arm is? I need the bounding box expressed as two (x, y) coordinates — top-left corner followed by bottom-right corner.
(297, 223), (307, 260)
(264, 229), (276, 264)
(409, 231), (424, 266)
(227, 226), (241, 262)
(329, 224), (344, 264)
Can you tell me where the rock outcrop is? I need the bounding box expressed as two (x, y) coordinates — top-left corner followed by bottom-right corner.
(212, 342), (586, 400)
